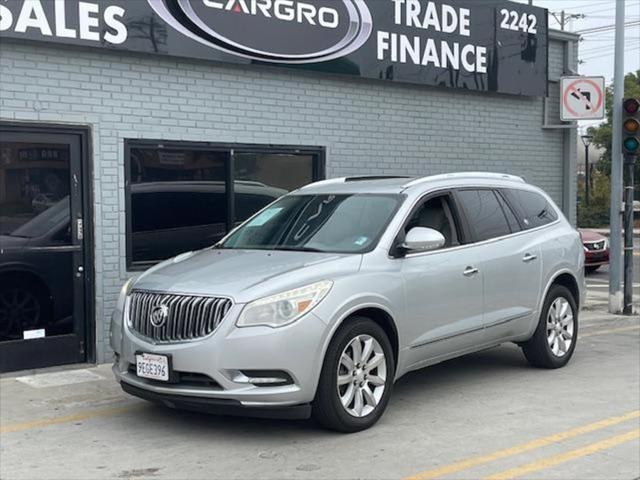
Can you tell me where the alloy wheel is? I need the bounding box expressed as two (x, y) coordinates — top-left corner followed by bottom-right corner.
(337, 334), (387, 418)
(0, 288), (41, 339)
(546, 297), (574, 357)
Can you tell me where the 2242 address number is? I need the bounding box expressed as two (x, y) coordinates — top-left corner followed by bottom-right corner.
(500, 9), (538, 34)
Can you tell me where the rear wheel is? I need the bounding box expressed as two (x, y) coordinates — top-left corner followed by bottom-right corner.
(522, 285), (578, 368)
(312, 317), (395, 432)
(0, 280), (49, 341)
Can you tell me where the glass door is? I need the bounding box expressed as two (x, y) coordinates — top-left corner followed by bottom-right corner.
(0, 130), (87, 372)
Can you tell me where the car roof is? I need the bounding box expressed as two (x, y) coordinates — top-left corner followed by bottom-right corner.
(296, 172), (527, 195)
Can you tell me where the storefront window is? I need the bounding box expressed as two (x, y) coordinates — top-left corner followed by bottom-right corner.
(126, 142), (323, 267)
(234, 153), (315, 222)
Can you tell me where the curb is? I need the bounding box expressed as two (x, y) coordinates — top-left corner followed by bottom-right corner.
(588, 229), (640, 238)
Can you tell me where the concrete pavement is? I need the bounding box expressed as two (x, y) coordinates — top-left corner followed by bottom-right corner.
(1, 308), (639, 480)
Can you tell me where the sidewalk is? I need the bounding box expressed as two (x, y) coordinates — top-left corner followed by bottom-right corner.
(590, 228), (640, 238)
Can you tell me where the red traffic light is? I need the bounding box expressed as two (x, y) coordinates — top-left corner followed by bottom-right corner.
(623, 98), (639, 115)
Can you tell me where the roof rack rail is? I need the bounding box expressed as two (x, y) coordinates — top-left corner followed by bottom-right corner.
(344, 175), (413, 182)
(298, 177), (346, 189)
(403, 172), (525, 188)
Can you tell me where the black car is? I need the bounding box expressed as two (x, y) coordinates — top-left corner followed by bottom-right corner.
(0, 181), (286, 341)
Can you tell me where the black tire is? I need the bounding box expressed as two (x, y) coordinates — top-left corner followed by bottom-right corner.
(585, 266), (600, 274)
(0, 278), (50, 341)
(522, 285), (578, 369)
(312, 317), (395, 433)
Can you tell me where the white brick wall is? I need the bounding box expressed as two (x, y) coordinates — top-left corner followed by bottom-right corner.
(0, 38), (575, 362)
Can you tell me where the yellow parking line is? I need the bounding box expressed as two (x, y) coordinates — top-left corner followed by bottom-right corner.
(580, 325), (640, 338)
(484, 428), (640, 480)
(0, 404), (138, 434)
(403, 410), (640, 480)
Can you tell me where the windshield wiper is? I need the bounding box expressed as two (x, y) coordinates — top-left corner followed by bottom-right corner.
(273, 246), (324, 253)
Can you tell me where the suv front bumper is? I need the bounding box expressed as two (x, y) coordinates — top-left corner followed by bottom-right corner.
(113, 304), (330, 412)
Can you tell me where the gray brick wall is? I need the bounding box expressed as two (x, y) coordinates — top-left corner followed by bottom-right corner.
(0, 37), (575, 363)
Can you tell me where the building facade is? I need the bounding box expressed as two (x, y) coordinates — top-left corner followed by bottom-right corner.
(0, 0), (578, 372)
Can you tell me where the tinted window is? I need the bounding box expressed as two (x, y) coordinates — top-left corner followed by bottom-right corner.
(405, 196), (459, 248)
(128, 147), (228, 264)
(132, 192), (227, 231)
(127, 144), (322, 266)
(506, 189), (558, 229)
(234, 152), (314, 221)
(457, 189), (512, 242)
(496, 192), (521, 232)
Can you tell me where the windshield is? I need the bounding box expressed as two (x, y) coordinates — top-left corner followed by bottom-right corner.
(220, 194), (402, 253)
(10, 197), (69, 238)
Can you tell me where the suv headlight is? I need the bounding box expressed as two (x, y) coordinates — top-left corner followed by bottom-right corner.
(237, 280), (333, 328)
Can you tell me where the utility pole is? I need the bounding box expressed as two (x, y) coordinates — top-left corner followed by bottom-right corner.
(550, 11), (584, 31)
(623, 151), (635, 314)
(621, 98), (639, 315)
(609, 0), (625, 313)
(581, 135), (593, 206)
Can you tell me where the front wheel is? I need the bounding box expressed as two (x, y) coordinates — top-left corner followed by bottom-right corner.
(312, 317), (395, 432)
(522, 285), (578, 369)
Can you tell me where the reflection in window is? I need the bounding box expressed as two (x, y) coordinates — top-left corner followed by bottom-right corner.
(0, 140), (73, 341)
(234, 153), (313, 221)
(128, 147), (228, 263)
(457, 189), (512, 242)
(505, 189), (558, 229)
(0, 143), (70, 236)
(127, 145), (322, 266)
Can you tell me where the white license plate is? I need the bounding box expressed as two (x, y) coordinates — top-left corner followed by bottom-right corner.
(136, 353), (169, 382)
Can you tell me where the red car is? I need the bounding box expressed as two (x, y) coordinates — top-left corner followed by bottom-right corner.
(579, 229), (610, 273)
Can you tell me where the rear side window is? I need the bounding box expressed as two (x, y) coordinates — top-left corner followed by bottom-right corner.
(496, 191), (521, 232)
(505, 189), (558, 229)
(456, 189), (512, 242)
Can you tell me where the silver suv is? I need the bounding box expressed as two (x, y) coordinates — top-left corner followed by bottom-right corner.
(111, 173), (585, 432)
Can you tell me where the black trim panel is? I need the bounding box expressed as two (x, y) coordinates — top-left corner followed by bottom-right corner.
(120, 381), (312, 420)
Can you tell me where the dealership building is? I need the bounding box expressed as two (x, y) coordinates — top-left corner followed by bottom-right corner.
(0, 0), (579, 372)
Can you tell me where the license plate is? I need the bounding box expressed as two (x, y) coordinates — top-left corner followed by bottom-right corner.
(136, 353), (169, 382)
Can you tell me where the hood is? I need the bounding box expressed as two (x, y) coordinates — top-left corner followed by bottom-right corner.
(0, 235), (30, 251)
(578, 229), (606, 242)
(133, 248), (362, 303)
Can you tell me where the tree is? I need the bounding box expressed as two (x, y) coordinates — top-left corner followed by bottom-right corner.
(587, 70), (640, 188)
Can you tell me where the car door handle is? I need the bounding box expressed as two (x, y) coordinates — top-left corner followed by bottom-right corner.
(523, 253), (538, 263)
(463, 266), (479, 276)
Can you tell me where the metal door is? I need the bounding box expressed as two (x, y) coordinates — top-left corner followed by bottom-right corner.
(0, 129), (88, 372)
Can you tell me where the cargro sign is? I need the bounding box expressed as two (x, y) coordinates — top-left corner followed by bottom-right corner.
(0, 0), (549, 96)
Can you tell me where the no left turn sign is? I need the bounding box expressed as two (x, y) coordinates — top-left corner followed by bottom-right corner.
(560, 76), (606, 121)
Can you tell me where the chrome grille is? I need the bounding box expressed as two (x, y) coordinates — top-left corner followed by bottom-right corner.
(128, 291), (232, 342)
(585, 240), (606, 251)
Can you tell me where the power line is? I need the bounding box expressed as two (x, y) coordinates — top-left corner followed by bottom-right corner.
(580, 45), (640, 61)
(576, 20), (640, 34)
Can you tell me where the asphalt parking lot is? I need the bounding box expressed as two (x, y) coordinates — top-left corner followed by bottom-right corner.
(1, 306), (639, 480)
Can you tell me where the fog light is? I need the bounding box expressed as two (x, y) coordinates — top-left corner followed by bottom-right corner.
(232, 370), (294, 387)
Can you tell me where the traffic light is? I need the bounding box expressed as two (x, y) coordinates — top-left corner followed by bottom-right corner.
(622, 98), (639, 154)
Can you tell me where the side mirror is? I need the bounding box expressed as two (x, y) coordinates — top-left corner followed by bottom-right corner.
(401, 227), (445, 253)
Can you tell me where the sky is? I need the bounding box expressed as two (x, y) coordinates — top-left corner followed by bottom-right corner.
(513, 0), (640, 132)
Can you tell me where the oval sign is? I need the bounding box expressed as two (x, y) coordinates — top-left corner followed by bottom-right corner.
(148, 0), (372, 63)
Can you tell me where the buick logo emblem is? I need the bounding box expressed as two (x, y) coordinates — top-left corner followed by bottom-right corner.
(148, 0), (372, 63)
(150, 305), (169, 328)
